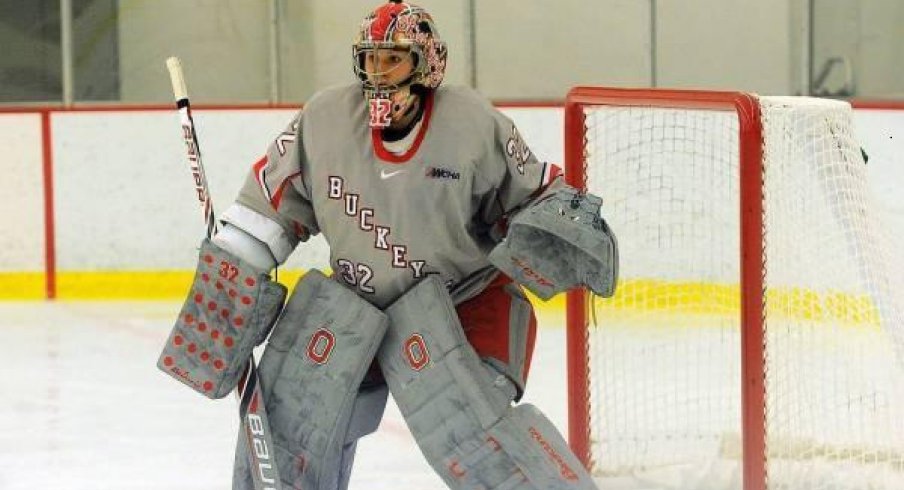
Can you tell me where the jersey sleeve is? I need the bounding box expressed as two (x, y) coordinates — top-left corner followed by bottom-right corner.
(229, 110), (320, 262)
(475, 108), (564, 232)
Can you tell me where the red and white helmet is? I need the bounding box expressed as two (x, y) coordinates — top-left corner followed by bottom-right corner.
(353, 1), (447, 126)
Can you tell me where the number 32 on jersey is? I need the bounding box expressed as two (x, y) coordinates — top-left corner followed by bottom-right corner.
(336, 258), (375, 293)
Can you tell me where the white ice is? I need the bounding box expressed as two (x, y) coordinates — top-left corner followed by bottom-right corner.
(0, 301), (569, 490)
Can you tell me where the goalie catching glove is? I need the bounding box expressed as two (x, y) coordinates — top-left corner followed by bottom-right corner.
(488, 187), (618, 300)
(157, 239), (287, 398)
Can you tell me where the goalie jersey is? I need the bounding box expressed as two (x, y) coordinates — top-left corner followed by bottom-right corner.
(230, 83), (561, 308)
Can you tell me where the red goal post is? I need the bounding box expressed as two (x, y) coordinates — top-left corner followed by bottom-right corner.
(564, 87), (767, 490)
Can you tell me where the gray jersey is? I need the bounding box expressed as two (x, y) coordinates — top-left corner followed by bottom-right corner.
(234, 83), (561, 308)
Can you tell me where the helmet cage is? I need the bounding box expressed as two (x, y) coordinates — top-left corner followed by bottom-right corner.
(352, 41), (424, 98)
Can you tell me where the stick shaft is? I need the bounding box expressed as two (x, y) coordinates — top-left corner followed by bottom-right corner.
(166, 56), (218, 239)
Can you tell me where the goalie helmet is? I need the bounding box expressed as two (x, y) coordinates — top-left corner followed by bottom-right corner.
(353, 1), (447, 127)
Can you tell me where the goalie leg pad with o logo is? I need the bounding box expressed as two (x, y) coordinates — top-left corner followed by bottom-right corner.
(232, 270), (388, 490)
(157, 239), (287, 399)
(379, 276), (598, 489)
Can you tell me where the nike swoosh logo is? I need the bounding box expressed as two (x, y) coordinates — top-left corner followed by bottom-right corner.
(380, 169), (406, 180)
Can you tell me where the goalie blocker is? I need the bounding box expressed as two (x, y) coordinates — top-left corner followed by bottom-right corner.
(489, 187), (618, 300)
(157, 239), (286, 398)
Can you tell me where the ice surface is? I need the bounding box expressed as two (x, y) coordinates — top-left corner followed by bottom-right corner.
(0, 301), (569, 489)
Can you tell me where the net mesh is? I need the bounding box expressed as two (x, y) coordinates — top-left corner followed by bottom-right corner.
(578, 95), (904, 490)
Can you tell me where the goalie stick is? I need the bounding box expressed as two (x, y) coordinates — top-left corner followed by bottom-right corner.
(166, 56), (283, 490)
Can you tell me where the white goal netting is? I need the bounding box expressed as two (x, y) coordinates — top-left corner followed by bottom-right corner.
(572, 92), (904, 490)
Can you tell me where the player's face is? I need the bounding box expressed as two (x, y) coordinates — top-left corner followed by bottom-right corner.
(363, 48), (415, 89)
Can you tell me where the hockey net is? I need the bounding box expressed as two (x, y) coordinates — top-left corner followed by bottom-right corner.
(564, 87), (904, 490)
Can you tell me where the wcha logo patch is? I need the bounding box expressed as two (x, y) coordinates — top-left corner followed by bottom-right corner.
(424, 166), (461, 180)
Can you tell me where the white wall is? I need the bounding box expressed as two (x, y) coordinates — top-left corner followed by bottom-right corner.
(0, 114), (44, 272)
(49, 108), (330, 272)
(1, 104), (902, 291)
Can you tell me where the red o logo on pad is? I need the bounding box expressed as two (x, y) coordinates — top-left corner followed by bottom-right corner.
(404, 334), (430, 371)
(306, 328), (336, 365)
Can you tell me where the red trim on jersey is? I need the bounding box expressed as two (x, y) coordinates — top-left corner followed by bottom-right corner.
(270, 171), (301, 210)
(252, 155), (271, 200)
(252, 154), (301, 211)
(527, 162), (564, 200)
(543, 162), (564, 186)
(292, 221), (308, 239)
(252, 155), (301, 210)
(371, 91), (434, 163)
(249, 392), (259, 413)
